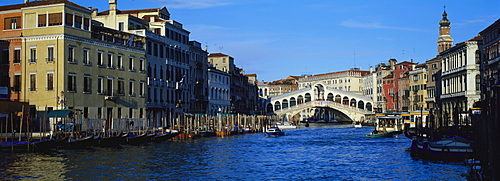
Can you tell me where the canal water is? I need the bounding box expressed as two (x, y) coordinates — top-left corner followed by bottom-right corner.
(0, 124), (467, 180)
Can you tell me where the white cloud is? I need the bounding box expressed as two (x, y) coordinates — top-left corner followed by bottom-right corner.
(339, 20), (420, 31)
(151, 0), (232, 9)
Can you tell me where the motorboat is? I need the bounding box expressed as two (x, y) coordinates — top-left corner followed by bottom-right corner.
(353, 122), (362, 128)
(410, 136), (473, 160)
(277, 122), (297, 129)
(365, 130), (395, 138)
(265, 127), (285, 137)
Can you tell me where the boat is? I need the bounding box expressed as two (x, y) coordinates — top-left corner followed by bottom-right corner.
(265, 127), (285, 137)
(277, 122), (297, 129)
(365, 130), (396, 138)
(65, 135), (98, 148)
(96, 135), (126, 147)
(154, 131), (180, 141)
(353, 122), (362, 128)
(410, 136), (473, 160)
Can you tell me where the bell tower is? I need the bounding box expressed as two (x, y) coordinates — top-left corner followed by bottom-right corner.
(436, 8), (453, 54)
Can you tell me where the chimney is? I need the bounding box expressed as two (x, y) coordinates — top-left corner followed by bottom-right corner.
(369, 66), (373, 73)
(92, 8), (98, 17)
(109, 0), (117, 15)
(24, 0), (29, 3)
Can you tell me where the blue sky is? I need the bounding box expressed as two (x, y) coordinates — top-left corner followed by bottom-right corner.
(2, 0), (499, 81)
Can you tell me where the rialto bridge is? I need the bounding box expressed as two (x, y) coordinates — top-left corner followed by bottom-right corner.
(267, 84), (374, 122)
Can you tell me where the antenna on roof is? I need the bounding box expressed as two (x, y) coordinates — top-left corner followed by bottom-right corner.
(353, 51), (356, 69)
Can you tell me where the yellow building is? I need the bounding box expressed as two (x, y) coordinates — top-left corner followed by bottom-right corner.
(408, 63), (428, 111)
(1, 0), (147, 120)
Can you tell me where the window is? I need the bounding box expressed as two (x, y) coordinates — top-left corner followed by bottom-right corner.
(68, 47), (75, 63)
(139, 81), (145, 96)
(97, 77), (104, 94)
(84, 75), (91, 93)
(13, 74), (21, 92)
(48, 13), (62, 26)
(107, 53), (113, 68)
(68, 73), (76, 92)
(75, 15), (82, 28)
(47, 72), (54, 91)
(13, 48), (20, 63)
(4, 17), (21, 30)
(29, 47), (36, 63)
(139, 58), (145, 71)
(65, 13), (73, 26)
(83, 107), (89, 119)
(129, 80), (134, 96)
(129, 57), (134, 71)
(476, 75), (481, 91)
(30, 73), (36, 91)
(107, 78), (113, 96)
(117, 55), (123, 69)
(47, 47), (54, 62)
(83, 49), (89, 65)
(97, 51), (103, 66)
(118, 79), (124, 95)
(38, 14), (47, 27)
(83, 18), (89, 30)
(118, 22), (124, 31)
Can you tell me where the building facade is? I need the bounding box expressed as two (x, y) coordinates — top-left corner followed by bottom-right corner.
(440, 36), (482, 124)
(0, 0), (147, 122)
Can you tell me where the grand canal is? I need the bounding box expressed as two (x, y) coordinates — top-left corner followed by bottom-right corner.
(0, 124), (467, 180)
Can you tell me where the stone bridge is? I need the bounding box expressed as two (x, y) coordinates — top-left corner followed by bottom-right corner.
(268, 85), (374, 122)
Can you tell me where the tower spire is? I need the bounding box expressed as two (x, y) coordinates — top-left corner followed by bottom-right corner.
(436, 6), (453, 54)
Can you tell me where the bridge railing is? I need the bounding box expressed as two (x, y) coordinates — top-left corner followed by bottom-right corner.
(313, 101), (372, 114)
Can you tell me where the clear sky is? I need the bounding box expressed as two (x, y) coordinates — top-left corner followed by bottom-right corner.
(2, 0), (499, 82)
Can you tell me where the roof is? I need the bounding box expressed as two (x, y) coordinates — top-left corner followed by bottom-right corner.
(208, 53), (230, 57)
(97, 8), (160, 16)
(0, 0), (88, 11)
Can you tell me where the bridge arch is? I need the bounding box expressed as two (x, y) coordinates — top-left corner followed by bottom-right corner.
(342, 96), (349, 105)
(282, 99), (289, 109)
(305, 93), (311, 103)
(327, 93), (334, 101)
(274, 101), (281, 110)
(358, 100), (365, 109)
(350, 98), (356, 107)
(290, 97), (296, 107)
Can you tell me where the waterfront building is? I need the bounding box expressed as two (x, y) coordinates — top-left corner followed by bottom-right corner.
(440, 36), (482, 124)
(408, 63), (427, 111)
(207, 65), (230, 115)
(382, 60), (415, 112)
(425, 57), (441, 111)
(397, 74), (410, 112)
(93, 0), (194, 124)
(0, 0), (147, 122)
(477, 17), (500, 180)
(362, 62), (391, 113)
(208, 53), (258, 114)
(0, 5), (23, 102)
(258, 76), (301, 98)
(189, 41), (209, 114)
(298, 68), (369, 95)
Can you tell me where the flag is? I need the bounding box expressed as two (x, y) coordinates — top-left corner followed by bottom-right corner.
(128, 34), (135, 46)
(176, 75), (185, 90)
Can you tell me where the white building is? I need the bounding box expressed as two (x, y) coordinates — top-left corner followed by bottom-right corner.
(207, 66), (231, 115)
(440, 36), (482, 122)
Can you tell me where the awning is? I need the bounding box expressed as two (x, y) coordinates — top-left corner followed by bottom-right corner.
(47, 110), (72, 118)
